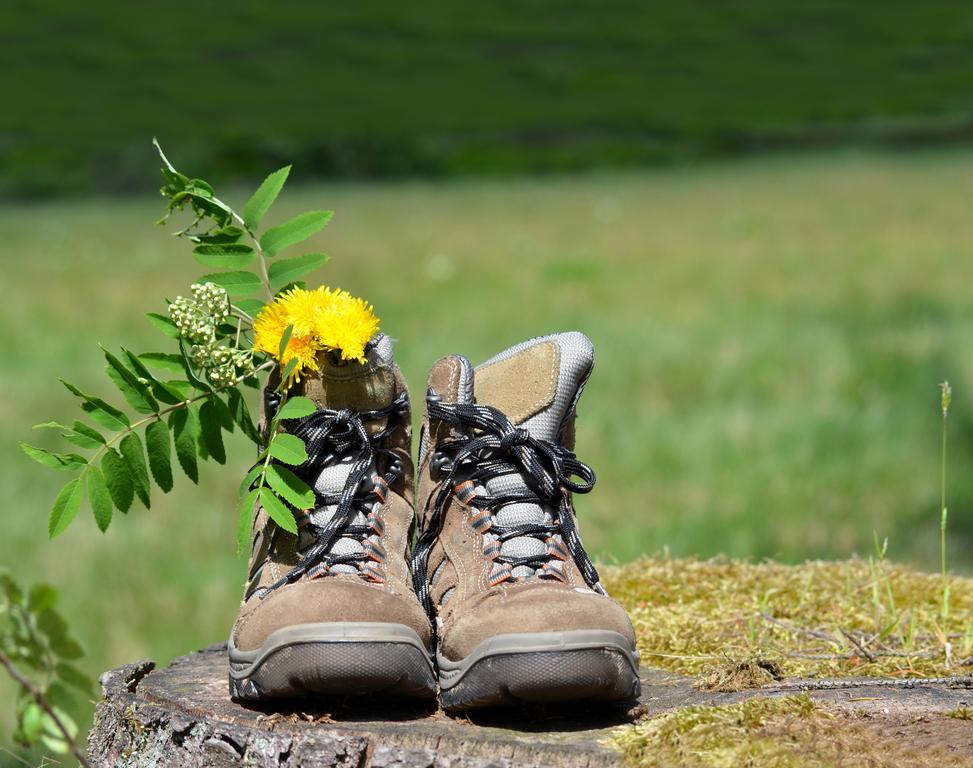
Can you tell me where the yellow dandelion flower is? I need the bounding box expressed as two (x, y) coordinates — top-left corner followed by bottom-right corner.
(314, 289), (380, 363)
(251, 285), (380, 379)
(253, 291), (321, 383)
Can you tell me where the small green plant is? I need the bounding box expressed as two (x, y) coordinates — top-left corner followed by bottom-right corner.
(939, 380), (951, 620)
(0, 570), (91, 766)
(21, 142), (380, 553)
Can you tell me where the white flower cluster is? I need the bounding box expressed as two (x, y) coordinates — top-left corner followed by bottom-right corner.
(169, 283), (254, 386)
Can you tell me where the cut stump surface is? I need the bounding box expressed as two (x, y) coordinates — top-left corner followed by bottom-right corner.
(88, 644), (973, 767)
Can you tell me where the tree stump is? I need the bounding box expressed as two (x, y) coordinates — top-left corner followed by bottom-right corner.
(87, 644), (973, 767)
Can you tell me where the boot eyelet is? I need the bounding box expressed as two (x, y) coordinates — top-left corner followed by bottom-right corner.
(430, 451), (453, 479)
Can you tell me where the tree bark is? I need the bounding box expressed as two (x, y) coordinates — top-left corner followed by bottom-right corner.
(87, 643), (973, 767)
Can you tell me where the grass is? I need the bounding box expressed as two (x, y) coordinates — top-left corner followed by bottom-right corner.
(608, 694), (973, 768)
(6, 2), (973, 194)
(605, 556), (973, 680)
(2, 148), (973, 746)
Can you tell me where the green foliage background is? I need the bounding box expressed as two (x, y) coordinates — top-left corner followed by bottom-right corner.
(4, 1), (973, 196)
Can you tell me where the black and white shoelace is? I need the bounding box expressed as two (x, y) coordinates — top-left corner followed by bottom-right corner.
(411, 392), (604, 617)
(256, 390), (409, 597)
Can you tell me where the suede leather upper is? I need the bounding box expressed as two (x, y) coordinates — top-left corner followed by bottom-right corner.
(417, 339), (637, 662)
(230, 347), (431, 653)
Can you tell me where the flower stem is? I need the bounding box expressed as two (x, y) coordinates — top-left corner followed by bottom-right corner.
(939, 380), (951, 621)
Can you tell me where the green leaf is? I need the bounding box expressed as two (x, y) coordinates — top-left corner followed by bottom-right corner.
(278, 323), (294, 360)
(20, 444), (86, 471)
(169, 409), (199, 483)
(200, 270), (263, 297)
(40, 704), (78, 753)
(277, 358), (299, 388)
(234, 298), (266, 317)
(28, 584), (57, 614)
(44, 682), (79, 712)
(121, 347), (159, 380)
(139, 352), (186, 374)
(259, 486), (297, 534)
(49, 478), (83, 538)
(101, 449), (134, 513)
(239, 464), (264, 497)
(146, 312), (179, 338)
(32, 421), (105, 450)
(68, 421), (105, 448)
(268, 253), (329, 293)
(55, 662), (93, 695)
(86, 466), (113, 532)
(243, 165), (291, 231)
(276, 395), (317, 421)
(61, 381), (130, 431)
(193, 243), (255, 269)
(268, 433), (307, 465)
(273, 280), (308, 296)
(236, 488), (260, 556)
(259, 210), (333, 257)
(120, 434), (151, 509)
(227, 388), (261, 444)
(145, 420), (173, 492)
(198, 399), (226, 464)
(119, 349), (180, 405)
(211, 395), (236, 432)
(20, 701), (43, 743)
(104, 349), (159, 414)
(265, 464), (315, 509)
(32, 420), (68, 430)
(189, 225), (244, 245)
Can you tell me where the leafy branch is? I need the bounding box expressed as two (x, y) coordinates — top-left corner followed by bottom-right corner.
(0, 571), (91, 764)
(23, 143), (332, 544)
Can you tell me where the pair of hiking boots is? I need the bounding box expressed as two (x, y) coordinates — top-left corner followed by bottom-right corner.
(228, 332), (640, 710)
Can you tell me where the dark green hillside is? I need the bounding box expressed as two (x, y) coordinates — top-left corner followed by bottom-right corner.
(4, 1), (973, 195)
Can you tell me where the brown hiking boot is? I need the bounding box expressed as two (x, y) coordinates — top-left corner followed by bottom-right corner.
(412, 332), (641, 710)
(228, 334), (435, 701)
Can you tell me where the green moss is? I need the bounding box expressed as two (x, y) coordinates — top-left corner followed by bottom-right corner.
(947, 706), (973, 720)
(603, 557), (973, 680)
(608, 695), (972, 768)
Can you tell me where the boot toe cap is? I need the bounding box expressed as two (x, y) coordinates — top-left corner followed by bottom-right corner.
(440, 583), (636, 661)
(232, 577), (432, 652)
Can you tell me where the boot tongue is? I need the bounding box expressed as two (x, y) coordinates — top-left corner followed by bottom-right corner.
(299, 333), (396, 412)
(471, 332), (594, 580)
(473, 331), (593, 442)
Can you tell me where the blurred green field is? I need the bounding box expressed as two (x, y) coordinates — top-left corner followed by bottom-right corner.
(5, 1), (973, 195)
(2, 149), (973, 749)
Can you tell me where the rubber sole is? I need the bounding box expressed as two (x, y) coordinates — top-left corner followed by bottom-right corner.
(227, 622), (437, 701)
(437, 630), (641, 710)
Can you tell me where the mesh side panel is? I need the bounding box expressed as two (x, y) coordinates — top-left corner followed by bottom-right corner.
(368, 333), (394, 367)
(431, 559), (447, 585)
(476, 331), (593, 442)
(308, 444), (372, 575)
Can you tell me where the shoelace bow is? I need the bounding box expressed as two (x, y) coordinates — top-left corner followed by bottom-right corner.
(412, 393), (604, 617)
(256, 390), (409, 597)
